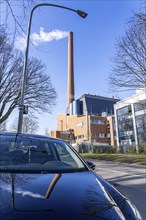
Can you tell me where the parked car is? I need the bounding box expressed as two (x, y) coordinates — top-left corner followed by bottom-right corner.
(0, 132), (141, 220)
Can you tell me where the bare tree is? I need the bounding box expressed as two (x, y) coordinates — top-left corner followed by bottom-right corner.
(0, 121), (7, 131)
(0, 27), (57, 124)
(10, 116), (39, 133)
(108, 12), (146, 93)
(23, 116), (39, 133)
(0, 0), (37, 36)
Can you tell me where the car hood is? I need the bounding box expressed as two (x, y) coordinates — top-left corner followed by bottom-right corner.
(0, 171), (125, 220)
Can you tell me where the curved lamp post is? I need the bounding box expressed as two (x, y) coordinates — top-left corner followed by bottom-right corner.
(17, 3), (87, 133)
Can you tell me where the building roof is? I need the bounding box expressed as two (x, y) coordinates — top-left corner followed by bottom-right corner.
(114, 88), (146, 110)
(79, 93), (120, 116)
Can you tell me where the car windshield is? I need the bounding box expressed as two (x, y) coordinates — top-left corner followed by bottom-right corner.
(0, 134), (87, 173)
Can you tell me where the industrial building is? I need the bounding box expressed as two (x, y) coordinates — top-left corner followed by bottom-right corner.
(54, 93), (118, 145)
(49, 32), (119, 145)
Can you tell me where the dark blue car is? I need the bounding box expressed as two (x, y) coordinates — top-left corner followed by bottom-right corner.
(0, 132), (142, 220)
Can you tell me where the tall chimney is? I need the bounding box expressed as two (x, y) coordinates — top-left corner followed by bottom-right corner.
(67, 31), (74, 106)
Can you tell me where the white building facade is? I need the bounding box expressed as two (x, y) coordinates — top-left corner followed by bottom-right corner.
(114, 87), (146, 152)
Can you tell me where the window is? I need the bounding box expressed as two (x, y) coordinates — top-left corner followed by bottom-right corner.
(0, 134), (86, 172)
(90, 119), (105, 124)
(117, 106), (128, 116)
(99, 133), (105, 138)
(134, 100), (146, 112)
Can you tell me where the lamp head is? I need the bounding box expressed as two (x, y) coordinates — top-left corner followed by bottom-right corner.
(76, 10), (88, 18)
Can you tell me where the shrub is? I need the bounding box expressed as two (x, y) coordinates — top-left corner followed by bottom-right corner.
(78, 143), (89, 153)
(128, 146), (137, 154)
(138, 144), (146, 154)
(93, 145), (117, 154)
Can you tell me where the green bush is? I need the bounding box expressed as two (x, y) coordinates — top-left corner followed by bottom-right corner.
(93, 145), (117, 154)
(128, 146), (137, 154)
(78, 143), (89, 153)
(138, 144), (146, 154)
(78, 143), (146, 155)
(117, 145), (146, 154)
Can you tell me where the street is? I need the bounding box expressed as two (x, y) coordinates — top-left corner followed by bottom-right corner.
(89, 159), (146, 219)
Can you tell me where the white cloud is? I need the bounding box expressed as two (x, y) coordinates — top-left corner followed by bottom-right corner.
(15, 28), (68, 51)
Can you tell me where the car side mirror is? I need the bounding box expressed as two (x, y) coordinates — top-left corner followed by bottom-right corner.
(86, 161), (96, 170)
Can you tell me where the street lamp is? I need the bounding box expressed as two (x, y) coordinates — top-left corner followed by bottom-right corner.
(17, 3), (87, 133)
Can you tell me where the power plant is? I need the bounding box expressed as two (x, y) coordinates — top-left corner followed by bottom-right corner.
(49, 32), (119, 146)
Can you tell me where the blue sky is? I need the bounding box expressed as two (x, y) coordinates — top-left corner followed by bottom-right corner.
(4, 0), (143, 134)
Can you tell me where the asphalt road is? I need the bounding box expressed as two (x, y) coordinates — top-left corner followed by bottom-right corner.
(89, 159), (146, 219)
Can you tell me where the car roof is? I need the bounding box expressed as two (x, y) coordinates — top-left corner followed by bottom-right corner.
(0, 132), (61, 141)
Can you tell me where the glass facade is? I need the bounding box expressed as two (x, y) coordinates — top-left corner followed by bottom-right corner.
(134, 100), (146, 112)
(116, 105), (135, 145)
(116, 99), (146, 146)
(134, 101), (146, 144)
(115, 87), (146, 148)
